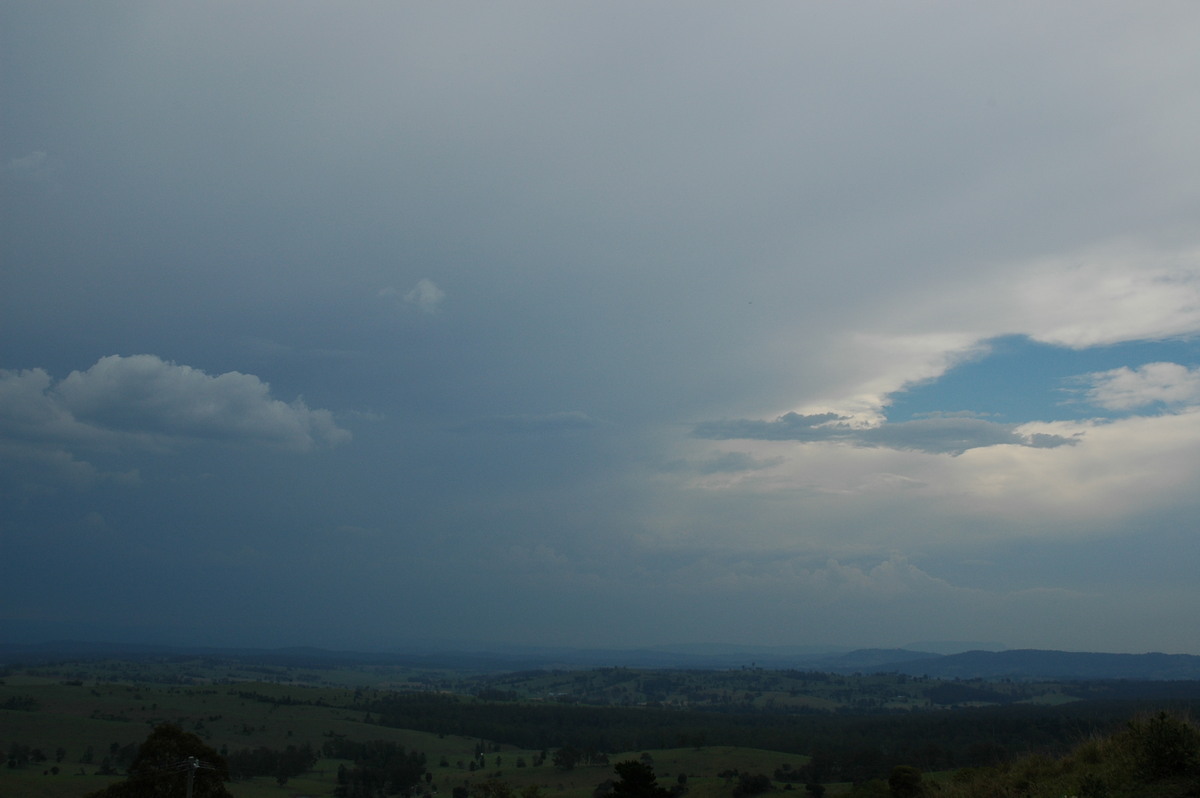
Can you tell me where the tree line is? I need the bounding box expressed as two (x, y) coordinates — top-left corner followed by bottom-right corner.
(371, 692), (1200, 784)
(321, 738), (427, 798)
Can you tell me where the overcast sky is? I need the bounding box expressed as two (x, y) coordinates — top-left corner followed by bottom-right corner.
(4, 2), (1200, 655)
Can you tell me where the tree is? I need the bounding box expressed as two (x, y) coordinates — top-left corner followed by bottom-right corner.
(86, 723), (232, 798)
(611, 760), (671, 798)
(733, 772), (772, 798)
(7, 742), (29, 769)
(553, 746), (581, 771)
(887, 765), (923, 798)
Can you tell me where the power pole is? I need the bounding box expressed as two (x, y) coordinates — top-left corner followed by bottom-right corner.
(186, 756), (198, 798)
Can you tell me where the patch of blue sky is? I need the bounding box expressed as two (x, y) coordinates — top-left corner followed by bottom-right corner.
(885, 334), (1200, 424)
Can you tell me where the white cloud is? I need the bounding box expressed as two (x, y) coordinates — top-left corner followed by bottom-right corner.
(1018, 246), (1200, 348)
(0, 355), (350, 460)
(888, 242), (1200, 358)
(806, 556), (961, 601)
(809, 333), (989, 426)
(0, 368), (143, 488)
(663, 406), (1200, 554)
(405, 278), (445, 313)
(794, 242), (1200, 427)
(929, 413), (1200, 522)
(1081, 362), (1200, 411)
(57, 355), (350, 450)
(378, 278), (445, 314)
(0, 367), (107, 446)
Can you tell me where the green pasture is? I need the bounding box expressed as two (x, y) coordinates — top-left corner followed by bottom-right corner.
(2, 663), (818, 798)
(420, 747), (813, 798)
(1, 670), (478, 798)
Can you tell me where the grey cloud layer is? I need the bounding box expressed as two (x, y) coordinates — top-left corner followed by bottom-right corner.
(456, 410), (605, 435)
(693, 412), (1076, 456)
(3, 3), (1200, 652)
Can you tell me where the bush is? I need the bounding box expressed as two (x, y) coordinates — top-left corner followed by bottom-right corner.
(1124, 711), (1200, 779)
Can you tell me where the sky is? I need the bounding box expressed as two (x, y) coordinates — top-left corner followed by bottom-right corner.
(3, 2), (1200, 656)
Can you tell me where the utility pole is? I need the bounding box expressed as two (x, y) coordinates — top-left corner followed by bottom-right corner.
(186, 756), (198, 798)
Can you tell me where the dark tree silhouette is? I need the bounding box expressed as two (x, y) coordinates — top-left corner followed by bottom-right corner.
(611, 760), (671, 798)
(887, 765), (924, 798)
(553, 746), (582, 770)
(86, 723), (232, 798)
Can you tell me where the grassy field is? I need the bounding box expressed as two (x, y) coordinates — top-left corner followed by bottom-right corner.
(8, 656), (1198, 798)
(0, 662), (817, 798)
(1, 667), (470, 797)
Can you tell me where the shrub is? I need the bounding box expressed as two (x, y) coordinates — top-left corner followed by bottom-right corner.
(1124, 711), (1200, 779)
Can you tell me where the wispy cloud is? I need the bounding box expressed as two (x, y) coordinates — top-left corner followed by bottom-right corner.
(693, 412), (1076, 455)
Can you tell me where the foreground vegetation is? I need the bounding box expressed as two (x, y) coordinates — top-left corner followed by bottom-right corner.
(2, 653), (1199, 797)
(912, 710), (1200, 798)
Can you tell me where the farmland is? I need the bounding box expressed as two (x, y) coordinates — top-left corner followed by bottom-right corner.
(3, 651), (1200, 797)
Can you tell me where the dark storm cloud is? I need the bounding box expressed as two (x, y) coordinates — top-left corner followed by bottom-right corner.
(658, 450), (786, 475)
(3, 2), (1200, 653)
(694, 412), (1076, 456)
(456, 410), (606, 435)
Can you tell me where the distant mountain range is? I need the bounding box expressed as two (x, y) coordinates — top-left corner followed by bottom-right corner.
(3, 640), (1200, 681)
